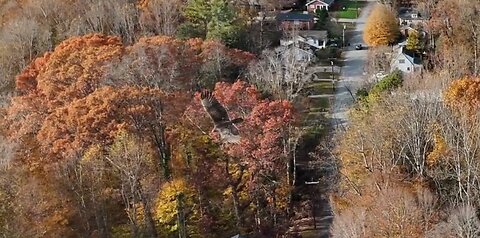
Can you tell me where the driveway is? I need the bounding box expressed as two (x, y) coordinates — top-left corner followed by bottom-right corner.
(332, 2), (376, 130)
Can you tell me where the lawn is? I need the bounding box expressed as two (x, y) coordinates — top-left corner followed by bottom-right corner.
(330, 0), (368, 19)
(337, 10), (358, 19)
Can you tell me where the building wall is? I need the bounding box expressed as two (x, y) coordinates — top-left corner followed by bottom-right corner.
(307, 2), (329, 12)
(392, 55), (417, 73)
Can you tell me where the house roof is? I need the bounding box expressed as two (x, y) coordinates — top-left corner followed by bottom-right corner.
(398, 8), (427, 20)
(299, 30), (328, 40)
(276, 12), (315, 22)
(396, 46), (421, 65)
(306, 0), (335, 6)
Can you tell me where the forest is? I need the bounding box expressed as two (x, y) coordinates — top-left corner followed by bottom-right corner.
(0, 0), (478, 237)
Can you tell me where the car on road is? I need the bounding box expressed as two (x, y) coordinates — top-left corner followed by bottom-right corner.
(355, 44), (363, 50)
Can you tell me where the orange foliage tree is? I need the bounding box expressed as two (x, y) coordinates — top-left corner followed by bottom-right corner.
(8, 34), (254, 166)
(3, 33), (270, 237)
(363, 4), (399, 46)
(444, 77), (480, 112)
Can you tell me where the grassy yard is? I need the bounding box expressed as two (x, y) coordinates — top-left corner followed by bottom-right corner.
(330, 0), (368, 19)
(337, 10), (358, 19)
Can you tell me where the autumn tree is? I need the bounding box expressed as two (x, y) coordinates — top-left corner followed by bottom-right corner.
(185, 81), (296, 234)
(363, 4), (399, 46)
(428, 0), (480, 76)
(106, 132), (159, 237)
(179, 0), (245, 47)
(444, 77), (480, 113)
(406, 30), (422, 52)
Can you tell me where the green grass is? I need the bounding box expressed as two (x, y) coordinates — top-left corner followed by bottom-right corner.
(337, 10), (358, 19)
(330, 0), (368, 19)
(334, 0), (368, 10)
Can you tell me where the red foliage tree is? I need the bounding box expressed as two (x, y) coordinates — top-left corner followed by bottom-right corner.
(185, 81), (296, 233)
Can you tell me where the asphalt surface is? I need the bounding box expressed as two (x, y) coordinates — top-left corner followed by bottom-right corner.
(332, 2), (376, 131)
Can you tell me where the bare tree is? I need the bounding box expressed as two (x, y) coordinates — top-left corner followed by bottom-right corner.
(427, 205), (480, 238)
(106, 132), (159, 237)
(72, 0), (140, 43)
(247, 44), (309, 101)
(331, 207), (366, 238)
(140, 0), (184, 36)
(364, 46), (393, 77)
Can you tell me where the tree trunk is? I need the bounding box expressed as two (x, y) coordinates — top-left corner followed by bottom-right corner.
(137, 183), (158, 238)
(176, 193), (187, 238)
(232, 190), (242, 231)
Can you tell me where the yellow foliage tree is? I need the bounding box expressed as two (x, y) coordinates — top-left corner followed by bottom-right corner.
(363, 4), (399, 46)
(155, 178), (197, 233)
(427, 127), (448, 167)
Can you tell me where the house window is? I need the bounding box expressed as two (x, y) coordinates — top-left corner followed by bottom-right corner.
(407, 67), (410, 71)
(294, 20), (300, 25)
(316, 5), (321, 9)
(399, 59), (405, 64)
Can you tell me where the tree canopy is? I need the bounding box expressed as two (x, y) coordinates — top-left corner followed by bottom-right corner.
(2, 32), (298, 237)
(363, 4), (399, 46)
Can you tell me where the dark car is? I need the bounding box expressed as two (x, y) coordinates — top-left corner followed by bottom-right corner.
(355, 44), (363, 50)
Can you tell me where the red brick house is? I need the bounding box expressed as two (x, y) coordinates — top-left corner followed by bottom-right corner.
(276, 12), (315, 31)
(306, 0), (335, 12)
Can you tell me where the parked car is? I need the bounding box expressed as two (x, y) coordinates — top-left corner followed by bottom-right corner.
(355, 44), (363, 50)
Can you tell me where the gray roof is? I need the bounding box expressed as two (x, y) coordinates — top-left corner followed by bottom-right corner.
(398, 8), (427, 20)
(276, 12), (314, 22)
(398, 46), (421, 65)
(299, 30), (328, 40)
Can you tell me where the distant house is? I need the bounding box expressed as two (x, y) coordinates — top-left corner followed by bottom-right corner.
(390, 46), (422, 73)
(398, 8), (427, 27)
(280, 30), (328, 50)
(276, 12), (315, 30)
(306, 0), (335, 12)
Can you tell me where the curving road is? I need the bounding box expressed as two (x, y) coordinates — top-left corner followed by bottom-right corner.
(332, 2), (376, 130)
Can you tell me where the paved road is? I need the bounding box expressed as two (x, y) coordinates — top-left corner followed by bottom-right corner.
(332, 2), (376, 130)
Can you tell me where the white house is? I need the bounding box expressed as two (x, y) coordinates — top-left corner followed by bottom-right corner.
(390, 46), (422, 73)
(306, 0), (335, 12)
(280, 30), (328, 50)
(398, 8), (427, 27)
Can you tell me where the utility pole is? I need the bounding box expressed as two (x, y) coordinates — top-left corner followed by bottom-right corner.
(331, 60), (335, 90)
(342, 24), (346, 48)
